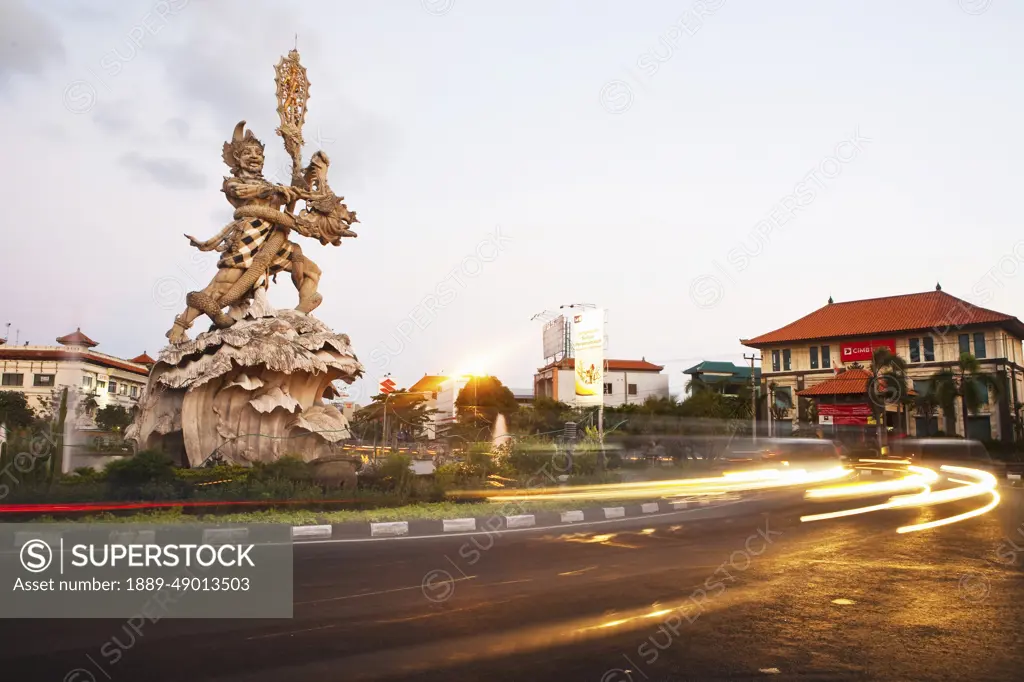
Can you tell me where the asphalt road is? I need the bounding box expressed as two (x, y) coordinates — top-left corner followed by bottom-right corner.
(2, 488), (1024, 682)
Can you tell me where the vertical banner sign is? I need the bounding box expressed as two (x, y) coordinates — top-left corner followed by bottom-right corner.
(571, 310), (604, 405)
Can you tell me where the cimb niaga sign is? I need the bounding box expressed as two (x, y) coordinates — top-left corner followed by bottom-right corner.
(840, 339), (895, 363)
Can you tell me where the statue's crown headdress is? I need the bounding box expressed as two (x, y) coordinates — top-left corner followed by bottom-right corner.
(222, 120), (265, 170)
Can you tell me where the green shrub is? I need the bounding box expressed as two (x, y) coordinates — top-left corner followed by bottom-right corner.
(250, 456), (313, 483)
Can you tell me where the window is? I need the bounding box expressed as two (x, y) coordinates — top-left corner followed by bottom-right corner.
(782, 349), (791, 371)
(821, 345), (831, 369)
(959, 334), (970, 357)
(915, 416), (939, 436)
(33, 374), (54, 387)
(119, 383), (128, 395)
(909, 338), (921, 363)
(771, 350), (780, 372)
(97, 381), (106, 391)
(774, 386), (792, 409)
(809, 346), (819, 369)
(82, 376), (93, 388)
(923, 336), (935, 362)
(913, 379), (931, 396)
(628, 383), (638, 396)
(131, 386), (138, 398)
(108, 381), (117, 394)
(1, 373), (23, 386)
(967, 415), (991, 440)
(973, 380), (989, 406)
(974, 332), (987, 359)
(603, 383), (613, 395)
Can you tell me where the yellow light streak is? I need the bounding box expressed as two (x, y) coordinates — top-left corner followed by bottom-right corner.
(801, 465), (1001, 531)
(897, 490), (1000, 533)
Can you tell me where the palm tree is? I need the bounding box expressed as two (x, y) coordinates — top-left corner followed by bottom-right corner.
(685, 375), (710, 396)
(868, 347), (909, 447)
(932, 352), (999, 439)
(913, 387), (941, 436)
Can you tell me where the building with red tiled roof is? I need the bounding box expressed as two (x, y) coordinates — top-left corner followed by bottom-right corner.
(534, 357), (668, 407)
(129, 352), (157, 366)
(742, 287), (1024, 441)
(0, 329), (151, 452)
(56, 328), (99, 348)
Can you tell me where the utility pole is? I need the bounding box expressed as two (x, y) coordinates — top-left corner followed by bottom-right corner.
(744, 353), (759, 442)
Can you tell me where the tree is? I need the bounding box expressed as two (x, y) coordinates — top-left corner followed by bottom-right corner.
(932, 352), (999, 439)
(95, 404), (133, 432)
(510, 397), (574, 435)
(455, 376), (518, 431)
(868, 346), (909, 446)
(351, 390), (436, 442)
(913, 384), (941, 436)
(0, 390), (37, 430)
(685, 375), (709, 396)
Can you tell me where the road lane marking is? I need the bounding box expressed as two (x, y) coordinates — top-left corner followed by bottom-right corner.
(485, 579), (533, 586)
(295, 576), (477, 606)
(246, 624), (337, 640)
(559, 565), (598, 576)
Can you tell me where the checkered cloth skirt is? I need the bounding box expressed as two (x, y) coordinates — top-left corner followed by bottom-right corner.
(218, 217), (295, 274)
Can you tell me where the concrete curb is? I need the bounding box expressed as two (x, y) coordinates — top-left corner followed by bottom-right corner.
(290, 495), (756, 542)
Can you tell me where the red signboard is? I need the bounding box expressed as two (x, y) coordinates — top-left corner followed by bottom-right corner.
(817, 403), (872, 417)
(839, 339), (895, 363)
(818, 402), (872, 426)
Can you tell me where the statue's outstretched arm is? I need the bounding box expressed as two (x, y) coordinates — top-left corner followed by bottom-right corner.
(184, 223), (233, 251)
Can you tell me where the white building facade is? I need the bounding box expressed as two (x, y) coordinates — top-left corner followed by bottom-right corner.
(534, 358), (669, 407)
(0, 329), (151, 421)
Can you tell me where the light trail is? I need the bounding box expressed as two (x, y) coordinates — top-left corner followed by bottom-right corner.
(801, 464), (1000, 532)
(480, 465), (852, 503)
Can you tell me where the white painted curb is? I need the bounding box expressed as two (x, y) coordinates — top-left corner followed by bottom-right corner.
(14, 532), (61, 549)
(560, 510), (584, 523)
(108, 530), (156, 545)
(1009, 473), (1022, 481)
(641, 502), (659, 514)
(603, 507), (626, 519)
(370, 521), (409, 537)
(442, 518), (476, 533)
(669, 500), (688, 510)
(505, 514), (536, 529)
(291, 525), (332, 540)
(698, 498), (712, 506)
(202, 528), (249, 545)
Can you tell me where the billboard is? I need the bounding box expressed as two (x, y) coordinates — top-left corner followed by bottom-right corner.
(840, 339), (896, 363)
(542, 315), (567, 360)
(571, 309), (604, 405)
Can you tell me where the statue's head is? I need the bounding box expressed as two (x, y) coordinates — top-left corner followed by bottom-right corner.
(222, 121), (266, 175)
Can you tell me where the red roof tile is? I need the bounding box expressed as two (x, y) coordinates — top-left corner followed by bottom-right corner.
(796, 369), (873, 396)
(0, 348), (149, 376)
(538, 358), (664, 372)
(743, 291), (1024, 347)
(409, 375), (448, 393)
(56, 328), (98, 348)
(130, 352), (156, 365)
(796, 369), (915, 397)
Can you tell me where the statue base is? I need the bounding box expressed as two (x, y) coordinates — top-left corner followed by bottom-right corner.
(127, 291), (363, 468)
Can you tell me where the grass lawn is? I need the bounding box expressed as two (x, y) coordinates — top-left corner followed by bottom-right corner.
(24, 497), (651, 525)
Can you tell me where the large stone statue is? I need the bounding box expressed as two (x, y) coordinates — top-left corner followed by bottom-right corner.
(127, 49), (363, 475)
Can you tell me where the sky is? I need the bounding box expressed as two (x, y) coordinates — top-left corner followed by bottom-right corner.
(2, 0), (1023, 405)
